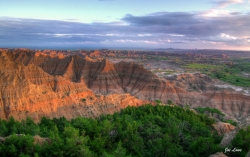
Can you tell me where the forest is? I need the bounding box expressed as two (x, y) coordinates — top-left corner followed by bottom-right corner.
(0, 104), (249, 157)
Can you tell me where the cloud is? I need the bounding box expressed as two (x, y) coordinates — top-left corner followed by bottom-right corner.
(0, 11), (249, 49)
(202, 9), (237, 17)
(211, 0), (244, 8)
(122, 12), (250, 37)
(202, 0), (247, 18)
(220, 33), (238, 40)
(122, 12), (198, 26)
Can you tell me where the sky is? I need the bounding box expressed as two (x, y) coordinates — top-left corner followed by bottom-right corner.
(0, 0), (250, 50)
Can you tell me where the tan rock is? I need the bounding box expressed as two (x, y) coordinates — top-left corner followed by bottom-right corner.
(213, 122), (235, 135)
(0, 50), (250, 122)
(33, 135), (51, 145)
(209, 152), (228, 157)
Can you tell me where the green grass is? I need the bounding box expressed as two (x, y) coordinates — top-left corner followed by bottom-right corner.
(221, 119), (237, 126)
(211, 64), (250, 87)
(219, 75), (250, 87)
(184, 63), (250, 87)
(194, 107), (225, 117)
(146, 56), (169, 60)
(185, 63), (221, 69)
(194, 107), (237, 126)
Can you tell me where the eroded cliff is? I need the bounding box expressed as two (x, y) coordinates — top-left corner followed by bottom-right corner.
(0, 49), (250, 121)
(0, 50), (148, 121)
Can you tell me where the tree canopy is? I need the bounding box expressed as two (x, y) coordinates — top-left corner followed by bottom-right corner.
(0, 104), (247, 157)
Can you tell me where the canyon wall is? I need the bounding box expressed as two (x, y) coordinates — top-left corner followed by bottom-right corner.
(0, 49), (249, 121)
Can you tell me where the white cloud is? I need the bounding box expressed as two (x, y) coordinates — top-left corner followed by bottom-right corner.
(166, 34), (185, 37)
(105, 34), (122, 36)
(202, 9), (234, 17)
(54, 34), (72, 38)
(144, 40), (158, 44)
(204, 0), (246, 17)
(220, 33), (238, 40)
(213, 0), (244, 8)
(113, 39), (158, 44)
(137, 34), (152, 37)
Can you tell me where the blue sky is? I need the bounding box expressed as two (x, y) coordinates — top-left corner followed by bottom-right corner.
(0, 0), (250, 50)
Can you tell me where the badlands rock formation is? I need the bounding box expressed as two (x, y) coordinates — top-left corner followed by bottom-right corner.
(167, 74), (250, 121)
(0, 49), (250, 121)
(0, 50), (148, 122)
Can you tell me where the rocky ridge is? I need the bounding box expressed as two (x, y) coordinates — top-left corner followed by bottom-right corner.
(0, 49), (250, 122)
(0, 50), (148, 121)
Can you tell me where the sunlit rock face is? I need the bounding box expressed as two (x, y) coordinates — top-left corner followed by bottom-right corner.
(0, 49), (250, 122)
(212, 122), (235, 135)
(0, 50), (148, 122)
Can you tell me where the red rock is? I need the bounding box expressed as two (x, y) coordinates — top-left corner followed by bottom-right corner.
(213, 122), (235, 135)
(0, 50), (250, 122)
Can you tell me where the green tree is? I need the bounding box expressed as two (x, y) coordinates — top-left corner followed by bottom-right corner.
(0, 120), (8, 136)
(167, 100), (173, 105)
(63, 126), (94, 157)
(1, 134), (34, 156)
(229, 126), (250, 157)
